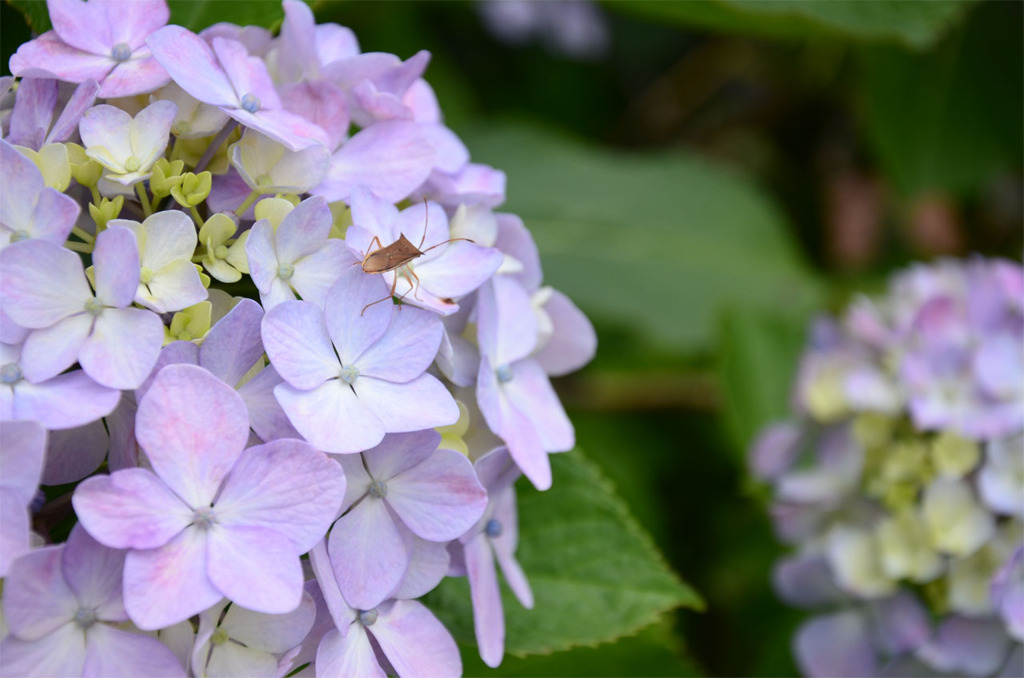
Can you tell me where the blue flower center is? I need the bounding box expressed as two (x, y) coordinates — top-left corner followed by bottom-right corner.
(358, 608), (378, 626)
(1, 363), (22, 384)
(485, 518), (502, 538)
(192, 506), (217, 530)
(496, 364), (514, 384)
(73, 607), (98, 629)
(110, 42), (132, 62)
(240, 93), (261, 113)
(368, 480), (388, 499)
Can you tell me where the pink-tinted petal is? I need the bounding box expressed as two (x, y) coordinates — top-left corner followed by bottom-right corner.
(9, 32), (114, 84)
(324, 266), (392, 366)
(347, 187), (401, 251)
(261, 300), (339, 389)
(274, 379), (384, 454)
(20, 313), (92, 382)
(9, 369), (120, 430)
(215, 439), (345, 553)
(79, 307), (163, 389)
(42, 419), (108, 487)
(281, 80), (349, 151)
(135, 364), (250, 507)
(329, 498), (408, 610)
(422, 123), (468, 173)
(358, 374), (459, 432)
(99, 54), (170, 98)
(356, 306), (442, 382)
(278, 0), (319, 80)
(314, 120), (435, 203)
(72, 468), (191, 549)
(0, 625), (86, 677)
(0, 239), (91, 328)
(207, 524), (304, 614)
(226, 107), (327, 151)
(83, 624), (185, 677)
(388, 448), (487, 541)
(3, 545), (77, 640)
(371, 599), (461, 677)
(49, 0), (114, 54)
(316, 627), (385, 678)
(123, 527), (221, 630)
(211, 37), (280, 109)
(146, 26), (237, 107)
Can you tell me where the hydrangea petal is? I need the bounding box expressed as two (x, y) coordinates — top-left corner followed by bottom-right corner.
(358, 374), (459, 432)
(261, 300), (340, 389)
(387, 448), (487, 541)
(122, 528), (221, 630)
(62, 525), (126, 620)
(82, 624), (185, 678)
(316, 627), (385, 678)
(275, 195), (332, 263)
(8, 369), (121, 430)
(3, 546), (77, 640)
(135, 364), (250, 507)
(329, 498), (408, 610)
(79, 307), (163, 389)
(0, 240), (91, 328)
(214, 439), (345, 552)
(362, 430), (439, 483)
(324, 267), (393, 366)
(200, 298), (264, 387)
(0, 624), (86, 677)
(9, 33), (114, 85)
(20, 313), (92, 383)
(7, 77), (58, 150)
(503, 358), (574, 451)
(99, 55), (170, 98)
(535, 289), (597, 376)
(356, 305), (442, 382)
(369, 599), (461, 678)
(794, 611), (877, 678)
(207, 524), (304, 614)
(290, 239), (351, 307)
(274, 379), (384, 454)
(464, 534), (505, 667)
(146, 26), (238, 107)
(72, 468), (192, 550)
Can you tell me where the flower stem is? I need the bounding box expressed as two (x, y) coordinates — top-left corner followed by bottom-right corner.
(195, 120), (238, 174)
(136, 182), (153, 217)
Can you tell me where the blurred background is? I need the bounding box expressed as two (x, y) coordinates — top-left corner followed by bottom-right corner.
(3, 0), (1021, 675)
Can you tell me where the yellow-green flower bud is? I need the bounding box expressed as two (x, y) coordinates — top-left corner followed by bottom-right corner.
(931, 432), (980, 479)
(66, 143), (103, 187)
(253, 197), (294, 229)
(329, 201), (352, 239)
(436, 401), (471, 456)
(164, 301), (213, 345)
(170, 171), (212, 208)
(150, 158), (186, 198)
(18, 143), (71, 192)
(88, 196), (124, 231)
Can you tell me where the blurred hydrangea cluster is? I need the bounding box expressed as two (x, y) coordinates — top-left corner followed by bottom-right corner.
(752, 258), (1023, 677)
(0, 1), (596, 675)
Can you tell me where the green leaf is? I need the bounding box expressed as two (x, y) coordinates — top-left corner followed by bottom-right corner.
(167, 0), (289, 33)
(7, 0), (52, 34)
(606, 0), (972, 50)
(460, 122), (822, 354)
(425, 450), (702, 657)
(858, 1), (1023, 196)
(459, 617), (704, 677)
(717, 307), (807, 454)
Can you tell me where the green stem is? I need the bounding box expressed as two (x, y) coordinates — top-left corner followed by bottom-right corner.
(135, 183), (153, 217)
(190, 205), (204, 227)
(89, 185), (101, 204)
(71, 226), (95, 244)
(64, 240), (94, 254)
(235, 190), (261, 216)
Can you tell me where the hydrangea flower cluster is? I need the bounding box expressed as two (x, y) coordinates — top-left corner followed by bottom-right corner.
(751, 258), (1023, 677)
(0, 1), (596, 675)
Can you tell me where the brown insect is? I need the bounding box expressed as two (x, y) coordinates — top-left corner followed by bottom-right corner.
(357, 205), (473, 315)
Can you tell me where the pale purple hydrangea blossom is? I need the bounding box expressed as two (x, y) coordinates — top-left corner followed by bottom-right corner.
(0, 1), (595, 675)
(751, 258), (1024, 677)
